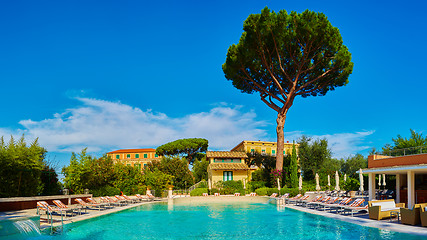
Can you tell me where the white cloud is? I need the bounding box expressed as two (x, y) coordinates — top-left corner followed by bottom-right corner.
(1, 98), (268, 154)
(0, 97), (375, 160)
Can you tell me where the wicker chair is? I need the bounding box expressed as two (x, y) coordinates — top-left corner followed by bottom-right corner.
(420, 204), (427, 227)
(401, 203), (427, 225)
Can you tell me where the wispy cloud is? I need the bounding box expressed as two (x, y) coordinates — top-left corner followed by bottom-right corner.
(0, 98), (268, 153)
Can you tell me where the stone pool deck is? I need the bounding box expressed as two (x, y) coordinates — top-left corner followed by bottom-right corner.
(285, 204), (427, 237)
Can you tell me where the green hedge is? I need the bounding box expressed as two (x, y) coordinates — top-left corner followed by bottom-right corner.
(91, 185), (121, 197)
(190, 188), (208, 196)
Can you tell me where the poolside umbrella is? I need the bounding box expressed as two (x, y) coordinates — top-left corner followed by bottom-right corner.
(344, 174), (347, 182)
(298, 175), (302, 191)
(327, 175), (331, 188)
(359, 169), (364, 192)
(315, 173), (321, 192)
(335, 171), (340, 191)
(378, 174), (382, 188)
(382, 174), (386, 188)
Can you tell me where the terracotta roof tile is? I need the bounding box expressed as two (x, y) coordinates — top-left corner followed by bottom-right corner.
(206, 151), (247, 158)
(107, 149), (156, 154)
(208, 163), (249, 170)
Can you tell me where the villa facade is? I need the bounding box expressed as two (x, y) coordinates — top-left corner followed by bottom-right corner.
(360, 153), (427, 208)
(106, 148), (161, 171)
(207, 140), (298, 189)
(231, 140), (297, 156)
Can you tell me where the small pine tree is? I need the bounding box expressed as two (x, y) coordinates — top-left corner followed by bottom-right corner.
(289, 144), (298, 188)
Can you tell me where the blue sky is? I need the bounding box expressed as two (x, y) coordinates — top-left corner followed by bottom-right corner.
(1, 0), (426, 172)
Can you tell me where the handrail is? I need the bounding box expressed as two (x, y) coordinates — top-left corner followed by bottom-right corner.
(188, 180), (207, 192)
(379, 145), (427, 156)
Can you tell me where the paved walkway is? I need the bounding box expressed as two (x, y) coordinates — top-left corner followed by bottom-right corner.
(0, 199), (166, 231)
(285, 204), (427, 237)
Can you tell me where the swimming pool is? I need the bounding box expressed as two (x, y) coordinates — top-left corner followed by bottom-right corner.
(7, 202), (426, 240)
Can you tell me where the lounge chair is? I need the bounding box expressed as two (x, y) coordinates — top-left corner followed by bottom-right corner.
(115, 195), (130, 204)
(368, 199), (405, 220)
(295, 195), (311, 206)
(328, 197), (352, 213)
(75, 198), (103, 211)
(135, 194), (151, 202)
(310, 196), (331, 209)
(53, 200), (78, 216)
(234, 193), (241, 196)
(87, 197), (111, 209)
(249, 192), (256, 196)
(269, 193), (278, 198)
(214, 192), (220, 196)
(105, 196), (124, 206)
(286, 194), (303, 205)
(401, 203), (427, 225)
(305, 196), (324, 208)
(341, 199), (367, 216)
(36, 201), (55, 223)
(316, 197), (340, 211)
(202, 193), (208, 196)
(123, 195), (138, 203)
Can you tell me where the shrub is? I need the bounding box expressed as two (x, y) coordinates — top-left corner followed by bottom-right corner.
(255, 187), (269, 196)
(91, 185), (121, 197)
(343, 178), (360, 191)
(209, 188), (220, 195)
(247, 181), (266, 192)
(190, 188), (208, 196)
(279, 187), (304, 197)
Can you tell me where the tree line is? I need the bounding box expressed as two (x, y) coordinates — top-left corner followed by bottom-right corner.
(0, 135), (61, 197)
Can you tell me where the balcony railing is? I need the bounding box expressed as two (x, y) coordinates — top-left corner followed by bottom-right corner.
(379, 145), (427, 157)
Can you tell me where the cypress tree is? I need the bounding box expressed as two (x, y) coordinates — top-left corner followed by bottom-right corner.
(289, 144), (298, 188)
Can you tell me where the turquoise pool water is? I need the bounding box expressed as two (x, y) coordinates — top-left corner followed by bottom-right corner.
(6, 202), (426, 240)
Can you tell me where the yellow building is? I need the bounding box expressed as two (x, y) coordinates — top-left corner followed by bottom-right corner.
(107, 148), (161, 171)
(206, 151), (253, 189)
(207, 140), (299, 188)
(231, 140), (297, 156)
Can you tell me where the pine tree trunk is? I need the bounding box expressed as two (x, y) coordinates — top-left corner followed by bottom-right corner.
(275, 112), (287, 170)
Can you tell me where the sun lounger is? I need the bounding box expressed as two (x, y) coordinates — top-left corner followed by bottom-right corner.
(105, 196), (124, 206)
(341, 199), (367, 216)
(305, 195), (323, 208)
(328, 197), (352, 213)
(202, 193), (208, 196)
(249, 192), (256, 196)
(270, 193), (278, 198)
(295, 195), (310, 206)
(122, 195), (138, 203)
(286, 194), (303, 204)
(115, 195), (130, 205)
(309, 196), (330, 209)
(234, 193), (241, 196)
(53, 200), (79, 216)
(316, 197), (340, 211)
(214, 192), (220, 196)
(37, 201), (55, 223)
(87, 197), (111, 209)
(76, 198), (104, 211)
(135, 194), (152, 202)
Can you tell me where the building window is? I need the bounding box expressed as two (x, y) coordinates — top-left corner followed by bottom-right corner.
(116, 155), (120, 159)
(126, 164), (131, 166)
(272, 150), (276, 156)
(135, 154), (140, 158)
(144, 154), (148, 158)
(250, 149), (255, 152)
(126, 154), (130, 158)
(155, 154), (158, 157)
(223, 171), (233, 181)
(261, 149), (266, 155)
(134, 164), (141, 171)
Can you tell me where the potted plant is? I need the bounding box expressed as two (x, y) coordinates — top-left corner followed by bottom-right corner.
(343, 178), (360, 198)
